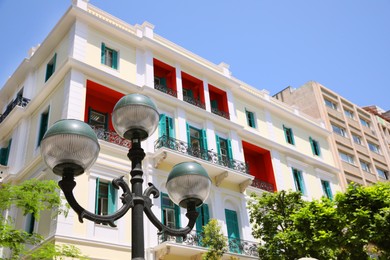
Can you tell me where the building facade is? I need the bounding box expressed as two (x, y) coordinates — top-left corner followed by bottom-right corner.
(0, 1), (341, 259)
(274, 81), (390, 187)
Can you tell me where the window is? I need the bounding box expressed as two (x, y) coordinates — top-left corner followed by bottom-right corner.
(95, 178), (116, 217)
(45, 53), (57, 82)
(309, 137), (321, 156)
(292, 168), (306, 195)
(88, 108), (108, 130)
(360, 118), (370, 128)
(245, 110), (256, 128)
(344, 109), (354, 119)
(352, 134), (362, 145)
(339, 151), (354, 164)
(37, 109), (50, 147)
(186, 124), (208, 159)
(331, 124), (347, 137)
(377, 168), (389, 180)
(0, 139), (12, 166)
(321, 180), (333, 200)
(196, 204), (210, 232)
(161, 193), (180, 229)
(159, 114), (175, 138)
(216, 135), (233, 167)
(283, 125), (295, 145)
(360, 160), (371, 173)
(225, 209), (240, 253)
(368, 142), (380, 154)
(101, 43), (118, 69)
(324, 99), (337, 110)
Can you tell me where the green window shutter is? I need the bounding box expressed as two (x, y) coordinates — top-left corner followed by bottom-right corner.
(0, 148), (5, 165)
(290, 128), (295, 145)
(167, 116), (175, 138)
(174, 204), (181, 228)
(227, 139), (233, 160)
(201, 129), (208, 151)
(309, 137), (315, 154)
(112, 50), (118, 69)
(3, 139), (12, 166)
(196, 204), (210, 231)
(95, 178), (100, 214)
(296, 170), (306, 195)
(321, 180), (333, 200)
(225, 209), (240, 253)
(108, 182), (116, 214)
(160, 78), (167, 88)
(283, 125), (289, 143)
(27, 214), (35, 234)
(215, 135), (221, 156)
(101, 43), (106, 64)
(159, 114), (167, 138)
(52, 53), (57, 72)
(38, 112), (49, 146)
(211, 100), (218, 109)
(186, 123), (191, 145)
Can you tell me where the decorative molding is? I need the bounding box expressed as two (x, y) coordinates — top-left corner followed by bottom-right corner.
(239, 179), (253, 193)
(155, 245), (170, 260)
(215, 171), (228, 186)
(154, 151), (167, 168)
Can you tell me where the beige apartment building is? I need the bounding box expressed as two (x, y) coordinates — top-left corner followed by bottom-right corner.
(274, 81), (390, 187)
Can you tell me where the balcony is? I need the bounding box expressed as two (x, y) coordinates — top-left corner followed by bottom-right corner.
(183, 95), (206, 110)
(154, 135), (249, 175)
(0, 96), (30, 124)
(211, 107), (230, 120)
(250, 178), (274, 193)
(158, 230), (259, 258)
(90, 125), (131, 149)
(154, 83), (177, 98)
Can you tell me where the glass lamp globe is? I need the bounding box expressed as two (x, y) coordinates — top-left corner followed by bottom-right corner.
(112, 94), (159, 141)
(166, 162), (211, 209)
(41, 119), (100, 176)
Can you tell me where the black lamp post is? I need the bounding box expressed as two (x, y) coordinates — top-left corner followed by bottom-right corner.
(41, 94), (211, 260)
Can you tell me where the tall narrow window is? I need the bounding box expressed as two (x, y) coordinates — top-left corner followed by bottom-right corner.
(187, 124), (207, 159)
(225, 209), (241, 253)
(292, 168), (306, 195)
(25, 213), (35, 234)
(0, 139), (12, 166)
(216, 135), (233, 167)
(283, 125), (295, 145)
(45, 53), (57, 82)
(161, 193), (180, 229)
(37, 109), (49, 147)
(95, 178), (116, 217)
(101, 43), (118, 69)
(245, 110), (256, 128)
(309, 137), (321, 156)
(321, 180), (333, 200)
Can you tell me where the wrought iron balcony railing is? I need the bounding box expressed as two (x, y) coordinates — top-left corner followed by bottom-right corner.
(0, 96), (30, 124)
(211, 107), (230, 120)
(158, 230), (259, 257)
(183, 95), (206, 110)
(154, 83), (178, 98)
(250, 178), (274, 192)
(154, 135), (249, 175)
(89, 125), (132, 149)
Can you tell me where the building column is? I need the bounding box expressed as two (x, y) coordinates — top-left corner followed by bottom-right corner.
(226, 88), (237, 123)
(62, 69), (86, 120)
(69, 20), (88, 62)
(175, 64), (183, 101)
(176, 107), (187, 142)
(203, 78), (211, 112)
(230, 130), (245, 162)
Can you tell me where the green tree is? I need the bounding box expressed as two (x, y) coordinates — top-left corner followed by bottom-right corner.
(201, 218), (228, 260)
(248, 182), (390, 260)
(0, 179), (87, 259)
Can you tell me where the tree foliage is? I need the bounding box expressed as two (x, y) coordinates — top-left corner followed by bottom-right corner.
(0, 179), (86, 259)
(201, 218), (228, 260)
(248, 182), (390, 260)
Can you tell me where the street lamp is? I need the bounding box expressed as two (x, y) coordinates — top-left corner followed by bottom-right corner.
(41, 94), (212, 260)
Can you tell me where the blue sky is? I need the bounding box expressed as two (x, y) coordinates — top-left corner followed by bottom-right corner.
(0, 0), (389, 110)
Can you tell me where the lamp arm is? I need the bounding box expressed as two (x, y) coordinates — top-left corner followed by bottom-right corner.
(142, 183), (199, 239)
(59, 174), (134, 227)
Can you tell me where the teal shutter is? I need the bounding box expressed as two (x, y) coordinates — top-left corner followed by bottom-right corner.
(159, 114), (167, 138)
(167, 117), (175, 138)
(309, 137), (315, 154)
(225, 209), (240, 253)
(0, 139), (12, 166)
(227, 139), (233, 160)
(108, 182), (116, 214)
(321, 180), (333, 200)
(283, 125), (289, 143)
(175, 204), (181, 228)
(112, 50), (118, 69)
(297, 170), (306, 195)
(186, 123), (191, 145)
(160, 78), (167, 88)
(291, 128), (295, 145)
(201, 129), (208, 151)
(211, 100), (218, 109)
(95, 178), (100, 214)
(38, 112), (49, 146)
(0, 149), (5, 165)
(196, 203), (210, 231)
(101, 43), (106, 64)
(27, 214), (35, 234)
(215, 135), (221, 156)
(52, 53), (57, 72)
